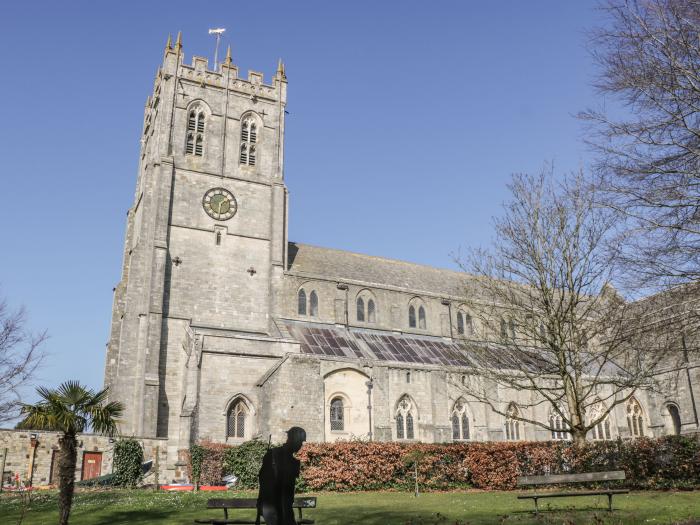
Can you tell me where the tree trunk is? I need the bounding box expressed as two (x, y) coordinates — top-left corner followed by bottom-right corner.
(571, 429), (587, 446)
(58, 433), (77, 525)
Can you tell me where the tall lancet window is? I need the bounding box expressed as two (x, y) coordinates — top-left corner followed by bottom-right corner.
(240, 117), (258, 166)
(309, 291), (319, 317)
(298, 289), (307, 316)
(451, 400), (470, 440)
(627, 397), (646, 438)
(227, 399), (248, 439)
(505, 403), (521, 441)
(396, 396), (416, 440)
(186, 109), (205, 156)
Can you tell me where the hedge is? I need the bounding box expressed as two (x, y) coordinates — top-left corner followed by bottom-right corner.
(186, 435), (700, 491)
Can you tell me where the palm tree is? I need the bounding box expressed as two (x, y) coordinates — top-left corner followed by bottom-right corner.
(18, 381), (123, 525)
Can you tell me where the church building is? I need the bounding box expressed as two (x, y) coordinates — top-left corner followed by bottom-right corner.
(103, 35), (699, 472)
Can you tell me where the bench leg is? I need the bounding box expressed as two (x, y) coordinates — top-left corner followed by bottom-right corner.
(533, 497), (538, 515)
(607, 493), (613, 512)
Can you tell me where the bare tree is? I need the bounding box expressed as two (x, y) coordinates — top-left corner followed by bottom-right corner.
(456, 170), (686, 445)
(0, 294), (47, 423)
(580, 0), (700, 288)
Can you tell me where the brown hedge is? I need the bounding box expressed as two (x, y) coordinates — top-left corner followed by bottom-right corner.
(188, 435), (700, 491)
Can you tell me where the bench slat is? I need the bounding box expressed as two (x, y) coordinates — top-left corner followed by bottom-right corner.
(517, 470), (625, 486)
(205, 497), (317, 509)
(517, 489), (629, 499)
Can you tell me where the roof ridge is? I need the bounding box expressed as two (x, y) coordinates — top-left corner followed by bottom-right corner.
(288, 241), (469, 277)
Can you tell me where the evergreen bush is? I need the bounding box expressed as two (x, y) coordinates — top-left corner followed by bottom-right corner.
(113, 439), (144, 488)
(223, 439), (269, 488)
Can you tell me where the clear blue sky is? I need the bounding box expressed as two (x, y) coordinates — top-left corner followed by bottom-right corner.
(0, 1), (604, 403)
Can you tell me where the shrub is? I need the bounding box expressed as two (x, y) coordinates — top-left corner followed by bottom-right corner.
(186, 435), (700, 491)
(113, 439), (144, 487)
(223, 439), (269, 488)
(189, 443), (204, 488)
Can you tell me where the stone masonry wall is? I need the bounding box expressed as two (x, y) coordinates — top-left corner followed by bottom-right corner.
(0, 429), (169, 487)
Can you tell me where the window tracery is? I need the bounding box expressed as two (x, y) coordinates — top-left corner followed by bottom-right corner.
(505, 403), (521, 441)
(549, 409), (569, 440)
(589, 401), (613, 441)
(396, 396), (416, 440)
(226, 399), (248, 439)
(451, 400), (470, 440)
(627, 397), (645, 438)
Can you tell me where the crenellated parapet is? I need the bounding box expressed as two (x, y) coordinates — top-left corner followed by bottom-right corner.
(159, 32), (287, 104)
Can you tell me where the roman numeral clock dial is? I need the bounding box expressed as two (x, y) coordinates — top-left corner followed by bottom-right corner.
(202, 187), (237, 221)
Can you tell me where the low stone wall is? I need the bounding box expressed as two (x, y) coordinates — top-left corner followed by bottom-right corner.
(0, 429), (169, 487)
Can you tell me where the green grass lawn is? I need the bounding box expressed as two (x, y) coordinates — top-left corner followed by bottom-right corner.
(1, 489), (698, 525)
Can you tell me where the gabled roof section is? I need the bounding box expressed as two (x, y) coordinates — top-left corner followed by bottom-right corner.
(287, 242), (478, 297)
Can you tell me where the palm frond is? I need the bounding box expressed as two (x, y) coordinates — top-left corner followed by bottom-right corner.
(89, 401), (124, 436)
(18, 381), (122, 436)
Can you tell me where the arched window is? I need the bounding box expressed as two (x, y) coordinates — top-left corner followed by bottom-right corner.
(186, 109), (206, 157)
(590, 417), (612, 440)
(667, 404), (681, 435)
(406, 371), (411, 384)
(240, 117), (258, 166)
(508, 319), (516, 339)
(627, 397), (645, 438)
(330, 397), (344, 431)
(589, 401), (612, 441)
(227, 399), (248, 439)
(357, 297), (365, 322)
(500, 319), (508, 339)
(418, 306), (426, 329)
(464, 314), (473, 335)
(367, 299), (376, 323)
(452, 400), (470, 440)
(505, 403), (520, 441)
(309, 291), (318, 317)
(298, 289), (307, 316)
(396, 396), (415, 440)
(408, 305), (416, 328)
(456, 311), (473, 336)
(549, 409), (568, 440)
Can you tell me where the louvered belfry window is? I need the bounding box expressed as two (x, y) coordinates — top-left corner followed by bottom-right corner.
(186, 109), (205, 157)
(240, 118), (257, 166)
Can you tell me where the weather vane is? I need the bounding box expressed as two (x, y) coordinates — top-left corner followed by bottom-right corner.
(208, 28), (226, 69)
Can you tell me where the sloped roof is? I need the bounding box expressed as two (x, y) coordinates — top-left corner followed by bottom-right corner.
(287, 242), (479, 297)
(283, 319), (475, 367)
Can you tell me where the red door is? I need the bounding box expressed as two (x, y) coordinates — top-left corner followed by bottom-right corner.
(81, 452), (102, 480)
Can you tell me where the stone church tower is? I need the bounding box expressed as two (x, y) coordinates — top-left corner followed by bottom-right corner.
(104, 34), (291, 450)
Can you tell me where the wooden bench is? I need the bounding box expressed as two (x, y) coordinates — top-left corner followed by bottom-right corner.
(194, 497), (316, 525)
(516, 471), (628, 514)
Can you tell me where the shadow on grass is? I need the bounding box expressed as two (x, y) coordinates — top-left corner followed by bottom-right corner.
(91, 509), (186, 525)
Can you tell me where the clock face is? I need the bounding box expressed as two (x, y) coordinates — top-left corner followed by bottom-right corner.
(202, 187), (237, 221)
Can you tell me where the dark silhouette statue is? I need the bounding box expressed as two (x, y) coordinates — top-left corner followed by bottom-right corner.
(257, 426), (306, 525)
